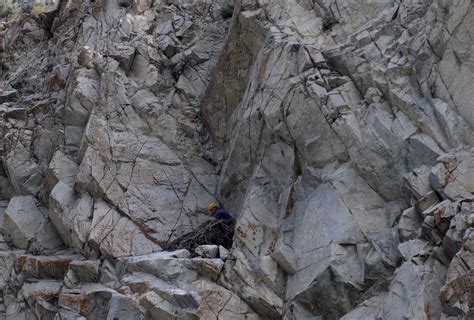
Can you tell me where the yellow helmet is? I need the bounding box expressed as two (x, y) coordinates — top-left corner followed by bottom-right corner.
(208, 202), (218, 211)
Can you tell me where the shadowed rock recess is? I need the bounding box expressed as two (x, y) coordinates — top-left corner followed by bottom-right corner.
(0, 0), (473, 319)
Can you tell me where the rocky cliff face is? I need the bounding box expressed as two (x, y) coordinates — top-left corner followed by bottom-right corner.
(0, 0), (473, 319)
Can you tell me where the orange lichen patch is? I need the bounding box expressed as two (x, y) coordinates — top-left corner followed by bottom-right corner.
(16, 255), (40, 270)
(195, 289), (230, 317)
(235, 226), (247, 240)
(439, 270), (474, 306)
(58, 293), (94, 316)
(191, 259), (224, 282)
(125, 280), (152, 295)
(433, 207), (445, 222)
(424, 303), (432, 320)
(134, 218), (156, 234)
(193, 290), (220, 318)
(16, 255), (76, 280)
(442, 158), (459, 185)
(38, 259), (72, 278)
(25, 285), (61, 303)
(16, 255), (27, 266)
(48, 70), (67, 91)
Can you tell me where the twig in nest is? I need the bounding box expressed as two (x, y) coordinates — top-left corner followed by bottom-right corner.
(165, 219), (235, 253)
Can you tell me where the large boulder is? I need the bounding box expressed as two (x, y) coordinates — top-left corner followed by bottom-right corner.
(3, 196), (63, 252)
(430, 151), (474, 200)
(376, 257), (447, 320)
(15, 254), (83, 280)
(118, 251), (259, 319)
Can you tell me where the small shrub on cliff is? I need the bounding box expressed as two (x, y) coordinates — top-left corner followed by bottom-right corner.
(0, 0), (15, 19)
(31, 5), (47, 15)
(323, 14), (338, 30)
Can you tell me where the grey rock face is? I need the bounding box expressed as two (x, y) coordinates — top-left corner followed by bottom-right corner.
(4, 196), (63, 252)
(0, 0), (473, 319)
(195, 244), (219, 258)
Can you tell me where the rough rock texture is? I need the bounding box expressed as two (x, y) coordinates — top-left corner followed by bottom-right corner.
(0, 0), (473, 319)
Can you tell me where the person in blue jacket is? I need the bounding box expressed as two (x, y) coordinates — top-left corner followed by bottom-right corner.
(208, 202), (232, 220)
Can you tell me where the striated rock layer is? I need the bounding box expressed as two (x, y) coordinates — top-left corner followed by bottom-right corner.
(0, 0), (473, 318)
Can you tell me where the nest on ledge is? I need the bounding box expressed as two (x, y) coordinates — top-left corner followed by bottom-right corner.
(165, 219), (235, 253)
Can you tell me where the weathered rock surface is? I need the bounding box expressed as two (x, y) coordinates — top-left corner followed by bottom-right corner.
(0, 0), (473, 318)
(4, 196), (63, 252)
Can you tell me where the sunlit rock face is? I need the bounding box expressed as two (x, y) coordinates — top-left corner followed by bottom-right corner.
(0, 0), (473, 319)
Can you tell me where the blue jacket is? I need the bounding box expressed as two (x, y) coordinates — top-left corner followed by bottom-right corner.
(213, 209), (232, 220)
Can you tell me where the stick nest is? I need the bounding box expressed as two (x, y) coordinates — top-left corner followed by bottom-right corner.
(165, 219), (235, 253)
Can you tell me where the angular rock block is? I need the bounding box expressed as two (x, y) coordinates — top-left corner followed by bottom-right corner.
(4, 196), (63, 252)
